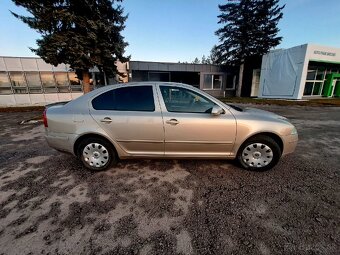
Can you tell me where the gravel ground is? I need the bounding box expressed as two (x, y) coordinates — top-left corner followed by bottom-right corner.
(0, 105), (339, 255)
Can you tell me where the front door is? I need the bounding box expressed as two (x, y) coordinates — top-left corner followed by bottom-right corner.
(89, 85), (164, 156)
(157, 85), (236, 157)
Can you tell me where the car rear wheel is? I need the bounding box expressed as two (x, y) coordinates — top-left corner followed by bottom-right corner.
(237, 135), (281, 171)
(78, 137), (117, 171)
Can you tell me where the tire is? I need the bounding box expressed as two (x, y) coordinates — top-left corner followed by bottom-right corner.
(77, 137), (117, 171)
(237, 135), (281, 171)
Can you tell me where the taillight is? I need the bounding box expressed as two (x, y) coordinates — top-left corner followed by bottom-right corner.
(43, 109), (48, 127)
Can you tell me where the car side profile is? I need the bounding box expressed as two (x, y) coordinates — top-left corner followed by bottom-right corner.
(44, 82), (298, 171)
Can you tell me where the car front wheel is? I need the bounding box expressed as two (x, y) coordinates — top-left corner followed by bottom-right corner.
(237, 135), (281, 171)
(78, 137), (117, 171)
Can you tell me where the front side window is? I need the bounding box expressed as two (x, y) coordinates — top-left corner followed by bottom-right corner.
(92, 85), (155, 112)
(160, 86), (215, 113)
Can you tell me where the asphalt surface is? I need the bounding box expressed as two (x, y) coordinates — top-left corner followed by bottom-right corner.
(0, 105), (339, 255)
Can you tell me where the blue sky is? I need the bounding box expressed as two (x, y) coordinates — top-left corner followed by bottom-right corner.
(0, 0), (339, 62)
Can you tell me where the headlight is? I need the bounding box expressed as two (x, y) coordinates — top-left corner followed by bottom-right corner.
(291, 126), (298, 135)
(278, 116), (288, 121)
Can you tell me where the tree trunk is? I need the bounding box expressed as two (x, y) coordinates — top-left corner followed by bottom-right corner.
(82, 70), (91, 94)
(236, 62), (244, 97)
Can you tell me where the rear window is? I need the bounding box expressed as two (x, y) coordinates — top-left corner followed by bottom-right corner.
(92, 86), (155, 111)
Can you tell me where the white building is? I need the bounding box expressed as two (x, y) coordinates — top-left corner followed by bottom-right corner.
(0, 57), (87, 106)
(257, 44), (340, 99)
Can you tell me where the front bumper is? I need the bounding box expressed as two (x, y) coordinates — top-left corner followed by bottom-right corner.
(282, 133), (298, 156)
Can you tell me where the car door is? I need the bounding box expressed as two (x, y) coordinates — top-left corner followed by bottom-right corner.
(157, 85), (236, 157)
(89, 84), (164, 156)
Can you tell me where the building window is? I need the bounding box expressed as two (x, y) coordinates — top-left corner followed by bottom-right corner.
(41, 72), (57, 93)
(327, 68), (339, 74)
(306, 70), (316, 80)
(303, 82), (314, 96)
(148, 72), (170, 82)
(68, 72), (82, 92)
(0, 72), (12, 94)
(25, 72), (42, 94)
(9, 71), (27, 94)
(312, 82), (322, 95)
(55, 72), (70, 93)
(226, 74), (236, 89)
(304, 66), (327, 96)
(203, 74), (213, 89)
(203, 74), (223, 90)
(316, 68), (325, 80)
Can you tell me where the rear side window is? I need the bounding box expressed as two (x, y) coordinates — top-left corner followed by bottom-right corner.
(92, 86), (155, 111)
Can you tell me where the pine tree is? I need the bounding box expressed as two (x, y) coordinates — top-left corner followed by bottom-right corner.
(11, 0), (129, 93)
(215, 0), (284, 96)
(201, 55), (206, 64)
(208, 45), (219, 65)
(192, 57), (200, 64)
(253, 0), (285, 53)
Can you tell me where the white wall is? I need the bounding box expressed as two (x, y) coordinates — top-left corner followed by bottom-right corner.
(258, 44), (308, 99)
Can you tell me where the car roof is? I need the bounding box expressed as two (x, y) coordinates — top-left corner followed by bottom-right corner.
(104, 81), (194, 89)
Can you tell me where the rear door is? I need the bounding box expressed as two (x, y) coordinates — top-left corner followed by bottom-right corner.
(157, 85), (236, 157)
(89, 85), (164, 156)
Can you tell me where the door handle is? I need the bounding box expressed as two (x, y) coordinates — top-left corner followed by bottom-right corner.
(166, 119), (179, 125)
(100, 117), (112, 123)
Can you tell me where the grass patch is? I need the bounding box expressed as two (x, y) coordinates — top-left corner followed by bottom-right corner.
(218, 97), (340, 107)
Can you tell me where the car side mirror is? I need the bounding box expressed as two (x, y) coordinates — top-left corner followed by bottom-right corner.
(211, 105), (224, 116)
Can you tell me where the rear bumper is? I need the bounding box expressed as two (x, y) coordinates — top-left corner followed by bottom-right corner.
(45, 131), (77, 155)
(282, 133), (298, 156)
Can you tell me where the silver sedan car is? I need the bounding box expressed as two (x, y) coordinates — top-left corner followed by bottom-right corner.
(44, 82), (298, 171)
